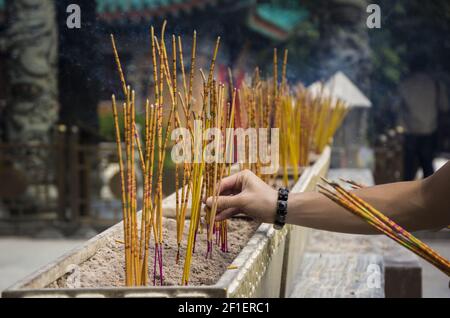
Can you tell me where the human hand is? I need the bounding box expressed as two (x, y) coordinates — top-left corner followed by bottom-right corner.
(205, 170), (278, 223)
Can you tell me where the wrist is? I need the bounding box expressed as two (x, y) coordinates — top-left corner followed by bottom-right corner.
(265, 189), (278, 224)
(284, 192), (312, 226)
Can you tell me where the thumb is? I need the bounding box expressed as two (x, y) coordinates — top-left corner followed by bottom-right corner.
(206, 195), (241, 211)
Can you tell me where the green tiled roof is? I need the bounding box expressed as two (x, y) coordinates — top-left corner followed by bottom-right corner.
(256, 4), (308, 33)
(247, 3), (309, 41)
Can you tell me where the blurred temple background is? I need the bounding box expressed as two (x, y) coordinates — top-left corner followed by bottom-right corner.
(0, 0), (449, 236)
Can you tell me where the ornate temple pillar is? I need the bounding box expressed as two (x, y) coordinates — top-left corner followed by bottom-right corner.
(4, 0), (58, 144)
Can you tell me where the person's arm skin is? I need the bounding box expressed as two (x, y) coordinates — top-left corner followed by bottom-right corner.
(205, 162), (450, 235)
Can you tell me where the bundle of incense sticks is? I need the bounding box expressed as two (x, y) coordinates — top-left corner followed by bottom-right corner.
(182, 37), (239, 285)
(319, 179), (450, 276)
(278, 86), (316, 186)
(278, 87), (347, 184)
(237, 49), (348, 187)
(237, 75), (272, 178)
(236, 49), (289, 182)
(111, 25), (173, 286)
(311, 94), (348, 154)
(111, 23), (237, 286)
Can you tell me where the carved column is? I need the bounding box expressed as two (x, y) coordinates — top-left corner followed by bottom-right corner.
(4, 0), (58, 144)
(0, 1), (59, 218)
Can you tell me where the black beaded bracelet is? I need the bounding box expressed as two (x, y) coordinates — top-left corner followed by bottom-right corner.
(274, 187), (289, 230)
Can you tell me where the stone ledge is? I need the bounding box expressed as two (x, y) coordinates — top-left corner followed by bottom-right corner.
(289, 252), (384, 298)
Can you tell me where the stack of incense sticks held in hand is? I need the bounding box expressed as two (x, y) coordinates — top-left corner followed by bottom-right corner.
(318, 179), (450, 277)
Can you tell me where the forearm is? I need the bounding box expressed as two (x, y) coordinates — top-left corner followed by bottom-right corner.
(286, 179), (446, 235)
(211, 163), (450, 232)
